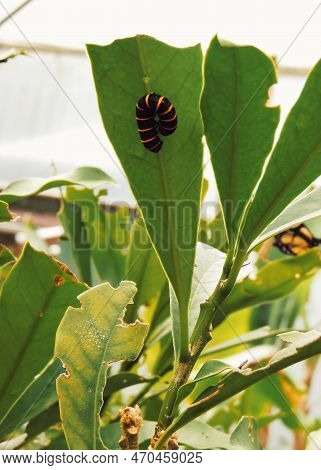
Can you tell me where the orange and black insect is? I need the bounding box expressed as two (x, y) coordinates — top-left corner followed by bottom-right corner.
(135, 93), (177, 153)
(274, 223), (320, 256)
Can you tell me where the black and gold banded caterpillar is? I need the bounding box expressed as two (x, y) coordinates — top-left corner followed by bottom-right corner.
(135, 93), (177, 153)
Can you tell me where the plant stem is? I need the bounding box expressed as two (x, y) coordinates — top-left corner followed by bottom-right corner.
(155, 250), (247, 441)
(190, 250), (246, 354)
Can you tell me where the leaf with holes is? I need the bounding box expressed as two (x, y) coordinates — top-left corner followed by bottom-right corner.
(55, 281), (148, 450)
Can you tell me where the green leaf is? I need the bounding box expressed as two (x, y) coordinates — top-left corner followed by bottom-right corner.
(178, 420), (235, 449)
(201, 36), (279, 244)
(0, 359), (62, 440)
(201, 326), (290, 358)
(59, 198), (92, 285)
(170, 242), (252, 358)
(125, 218), (166, 323)
(0, 201), (13, 222)
(241, 375), (301, 431)
(230, 416), (261, 450)
(242, 59), (321, 249)
(63, 186), (130, 286)
(87, 36), (203, 357)
(0, 244), (86, 425)
(105, 372), (156, 397)
(25, 403), (61, 443)
(0, 167), (114, 203)
(0, 245), (15, 267)
(42, 431), (68, 450)
(169, 243), (225, 357)
(155, 329), (321, 448)
(175, 360), (232, 407)
(55, 281), (148, 450)
(253, 186), (321, 249)
(249, 274), (311, 332)
(222, 249), (321, 314)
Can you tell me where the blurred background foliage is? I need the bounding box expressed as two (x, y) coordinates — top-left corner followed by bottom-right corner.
(1, 172), (321, 449)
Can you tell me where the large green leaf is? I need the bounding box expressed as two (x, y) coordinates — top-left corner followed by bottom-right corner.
(0, 201), (13, 222)
(242, 59), (321, 249)
(125, 218), (166, 323)
(252, 186), (321, 249)
(201, 36), (279, 244)
(0, 167), (113, 203)
(155, 330), (321, 448)
(0, 359), (62, 440)
(222, 248), (321, 315)
(88, 36), (203, 357)
(55, 281), (148, 450)
(0, 244), (86, 425)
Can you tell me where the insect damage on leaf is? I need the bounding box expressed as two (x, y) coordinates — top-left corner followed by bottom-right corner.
(54, 275), (65, 287)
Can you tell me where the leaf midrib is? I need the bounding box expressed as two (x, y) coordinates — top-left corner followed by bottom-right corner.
(135, 36), (187, 316)
(227, 48), (240, 228)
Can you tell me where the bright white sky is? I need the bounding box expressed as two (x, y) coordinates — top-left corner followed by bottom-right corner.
(1, 0), (321, 205)
(0, 0), (321, 67)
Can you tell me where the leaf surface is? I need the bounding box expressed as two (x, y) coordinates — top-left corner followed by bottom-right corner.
(253, 186), (321, 248)
(0, 201), (13, 222)
(242, 59), (321, 248)
(222, 248), (321, 315)
(55, 281), (148, 449)
(0, 244), (86, 424)
(87, 36), (203, 337)
(201, 36), (279, 243)
(0, 359), (62, 440)
(230, 416), (261, 450)
(0, 167), (113, 203)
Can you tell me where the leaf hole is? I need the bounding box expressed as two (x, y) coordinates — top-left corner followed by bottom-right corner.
(265, 83), (280, 108)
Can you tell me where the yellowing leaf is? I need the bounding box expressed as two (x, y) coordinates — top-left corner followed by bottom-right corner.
(55, 281), (148, 450)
